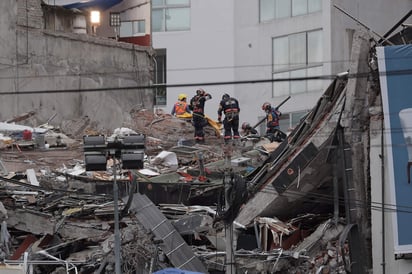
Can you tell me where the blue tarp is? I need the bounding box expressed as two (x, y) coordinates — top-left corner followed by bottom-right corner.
(152, 268), (204, 274)
(43, 0), (123, 10)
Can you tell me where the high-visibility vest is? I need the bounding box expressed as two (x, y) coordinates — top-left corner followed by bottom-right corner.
(174, 101), (188, 115)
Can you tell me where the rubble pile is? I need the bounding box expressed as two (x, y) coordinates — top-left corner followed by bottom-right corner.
(0, 108), (355, 273)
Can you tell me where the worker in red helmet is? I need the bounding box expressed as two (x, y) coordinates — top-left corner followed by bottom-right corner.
(262, 102), (282, 138)
(189, 88), (212, 143)
(241, 122), (258, 136)
(218, 93), (240, 142)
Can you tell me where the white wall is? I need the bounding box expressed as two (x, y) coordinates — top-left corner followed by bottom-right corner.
(152, 0), (235, 120)
(233, 1), (328, 127)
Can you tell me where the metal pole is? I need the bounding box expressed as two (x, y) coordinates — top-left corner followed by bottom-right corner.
(223, 145), (234, 274)
(113, 163), (121, 274)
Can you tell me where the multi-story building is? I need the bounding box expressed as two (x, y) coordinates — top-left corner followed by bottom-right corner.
(150, 0), (412, 134)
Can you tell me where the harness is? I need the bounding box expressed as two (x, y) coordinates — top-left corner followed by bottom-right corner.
(223, 98), (239, 121)
(192, 96), (204, 113)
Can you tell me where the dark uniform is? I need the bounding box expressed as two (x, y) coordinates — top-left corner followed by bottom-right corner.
(262, 102), (285, 142)
(190, 88), (212, 142)
(218, 93), (240, 141)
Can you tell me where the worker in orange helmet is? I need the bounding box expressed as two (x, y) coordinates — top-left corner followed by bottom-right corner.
(171, 93), (191, 118)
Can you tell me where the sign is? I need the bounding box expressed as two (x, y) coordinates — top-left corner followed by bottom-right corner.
(377, 45), (412, 254)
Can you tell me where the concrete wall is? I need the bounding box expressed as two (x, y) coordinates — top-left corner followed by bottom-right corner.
(0, 0), (154, 131)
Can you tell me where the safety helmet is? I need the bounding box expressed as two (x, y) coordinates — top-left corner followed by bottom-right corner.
(222, 93), (230, 100)
(178, 93), (187, 101)
(262, 102), (271, 111)
(196, 88), (205, 96)
(241, 122), (250, 130)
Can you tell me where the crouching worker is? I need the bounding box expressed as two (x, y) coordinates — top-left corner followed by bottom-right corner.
(171, 93), (192, 118)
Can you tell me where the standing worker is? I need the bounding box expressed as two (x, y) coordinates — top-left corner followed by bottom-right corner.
(190, 88), (212, 143)
(171, 93), (191, 118)
(218, 93), (240, 142)
(262, 102), (284, 142)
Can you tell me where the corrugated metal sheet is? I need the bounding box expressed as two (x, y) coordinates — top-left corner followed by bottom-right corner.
(128, 193), (208, 273)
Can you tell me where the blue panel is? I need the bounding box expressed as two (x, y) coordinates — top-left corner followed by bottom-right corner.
(378, 44), (412, 253)
(61, 0), (123, 10)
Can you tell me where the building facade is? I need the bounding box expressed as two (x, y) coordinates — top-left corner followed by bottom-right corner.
(151, 0), (411, 134)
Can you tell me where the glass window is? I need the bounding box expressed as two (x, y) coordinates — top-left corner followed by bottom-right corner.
(152, 0), (190, 32)
(272, 30), (323, 96)
(260, 0), (322, 22)
(152, 0), (164, 6)
(289, 33), (306, 68)
(152, 9), (165, 32)
(279, 110), (309, 132)
(307, 30), (322, 64)
(273, 36), (289, 71)
(276, 0), (291, 18)
(307, 66), (323, 92)
(290, 69), (306, 94)
(119, 20), (145, 37)
(291, 111), (308, 126)
(166, 8), (190, 31)
(292, 0), (307, 16)
(279, 113), (290, 132)
(308, 0), (322, 13)
(120, 22), (133, 37)
(154, 49), (167, 106)
(167, 0), (189, 4)
(273, 71), (290, 97)
(260, 0), (275, 21)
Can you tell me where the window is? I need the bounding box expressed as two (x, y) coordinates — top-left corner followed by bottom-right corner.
(154, 49), (167, 105)
(259, 0), (321, 22)
(279, 110), (309, 132)
(119, 20), (145, 37)
(152, 0), (190, 32)
(272, 30), (323, 96)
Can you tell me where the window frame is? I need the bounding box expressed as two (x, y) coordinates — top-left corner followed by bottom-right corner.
(259, 0), (321, 22)
(272, 29), (323, 96)
(154, 48), (167, 106)
(119, 20), (146, 37)
(152, 0), (190, 32)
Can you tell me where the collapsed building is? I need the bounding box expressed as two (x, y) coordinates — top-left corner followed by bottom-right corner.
(1, 6), (412, 274)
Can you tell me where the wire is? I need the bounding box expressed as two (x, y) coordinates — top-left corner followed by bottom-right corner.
(255, 184), (412, 214)
(0, 68), (411, 95)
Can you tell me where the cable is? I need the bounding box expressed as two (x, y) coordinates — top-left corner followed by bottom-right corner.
(0, 67), (411, 95)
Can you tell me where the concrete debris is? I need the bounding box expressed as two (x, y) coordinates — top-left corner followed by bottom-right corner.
(0, 47), (380, 273)
(0, 97), (365, 273)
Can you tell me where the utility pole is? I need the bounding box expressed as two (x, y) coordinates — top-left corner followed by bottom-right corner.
(113, 162), (121, 274)
(223, 143), (235, 274)
(83, 134), (145, 274)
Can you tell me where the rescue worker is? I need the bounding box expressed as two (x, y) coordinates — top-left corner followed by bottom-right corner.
(218, 93), (240, 142)
(262, 102), (283, 142)
(189, 88), (212, 143)
(241, 122), (258, 136)
(171, 93), (191, 118)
